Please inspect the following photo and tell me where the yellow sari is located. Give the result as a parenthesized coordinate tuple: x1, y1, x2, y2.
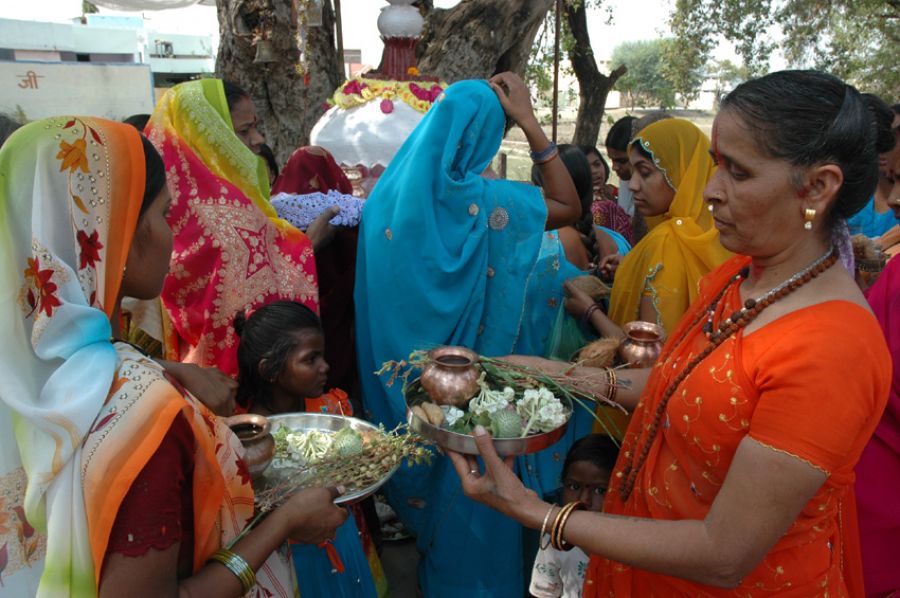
(608, 119, 731, 334)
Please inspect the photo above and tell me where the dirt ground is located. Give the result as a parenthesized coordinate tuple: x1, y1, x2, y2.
(381, 537, 420, 597)
(496, 107, 716, 183)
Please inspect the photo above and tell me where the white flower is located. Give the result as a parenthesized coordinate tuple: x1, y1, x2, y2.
(470, 385, 515, 416)
(444, 406, 465, 427)
(516, 387, 567, 433)
(470, 389, 510, 415)
(534, 400, 568, 432)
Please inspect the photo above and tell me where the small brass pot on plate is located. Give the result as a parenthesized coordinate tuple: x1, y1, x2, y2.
(419, 346, 481, 407)
(223, 413, 275, 479)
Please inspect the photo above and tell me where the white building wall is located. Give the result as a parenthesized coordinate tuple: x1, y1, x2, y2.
(0, 18, 213, 76)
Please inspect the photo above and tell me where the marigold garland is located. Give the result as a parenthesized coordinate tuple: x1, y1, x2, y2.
(329, 77, 448, 114)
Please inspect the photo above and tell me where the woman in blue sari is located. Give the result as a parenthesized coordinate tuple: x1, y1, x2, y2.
(355, 72, 585, 596)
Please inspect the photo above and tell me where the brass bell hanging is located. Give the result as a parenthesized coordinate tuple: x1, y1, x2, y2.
(254, 39, 277, 64)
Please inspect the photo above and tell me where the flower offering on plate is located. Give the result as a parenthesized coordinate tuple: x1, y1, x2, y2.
(380, 347, 620, 456)
(256, 413, 430, 506)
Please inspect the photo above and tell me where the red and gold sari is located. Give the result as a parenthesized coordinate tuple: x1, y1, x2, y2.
(146, 79, 318, 376)
(586, 255, 891, 597)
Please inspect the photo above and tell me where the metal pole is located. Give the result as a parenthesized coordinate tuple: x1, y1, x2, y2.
(334, 0, 345, 77)
(552, 0, 561, 143)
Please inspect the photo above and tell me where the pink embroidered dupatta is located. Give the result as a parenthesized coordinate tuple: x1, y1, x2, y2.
(146, 80, 318, 376)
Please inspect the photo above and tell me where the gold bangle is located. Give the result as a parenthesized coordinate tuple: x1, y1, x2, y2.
(553, 501, 586, 551)
(550, 501, 578, 550)
(539, 504, 557, 550)
(208, 548, 256, 594)
(606, 367, 618, 406)
(550, 502, 575, 550)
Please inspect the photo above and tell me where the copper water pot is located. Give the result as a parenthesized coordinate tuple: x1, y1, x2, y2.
(419, 346, 481, 407)
(223, 413, 275, 479)
(618, 321, 666, 368)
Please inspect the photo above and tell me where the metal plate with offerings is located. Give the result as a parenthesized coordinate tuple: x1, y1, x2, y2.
(243, 412, 426, 506)
(388, 346, 583, 457)
(405, 378, 572, 456)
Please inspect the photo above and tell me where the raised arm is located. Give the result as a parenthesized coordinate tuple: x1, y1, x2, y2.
(488, 72, 580, 230)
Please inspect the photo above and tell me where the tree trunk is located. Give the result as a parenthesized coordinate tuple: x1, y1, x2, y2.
(417, 0, 554, 81)
(216, 0, 343, 166)
(216, 0, 554, 163)
(564, 0, 626, 147)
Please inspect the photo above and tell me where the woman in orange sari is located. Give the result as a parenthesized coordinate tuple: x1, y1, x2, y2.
(447, 70, 891, 597)
(145, 79, 320, 377)
(0, 117, 346, 597)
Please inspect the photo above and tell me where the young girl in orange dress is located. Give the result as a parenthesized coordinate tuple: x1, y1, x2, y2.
(234, 300, 387, 597)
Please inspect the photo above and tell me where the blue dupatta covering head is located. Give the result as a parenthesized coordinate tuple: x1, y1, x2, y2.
(356, 80, 576, 597)
(356, 79, 549, 431)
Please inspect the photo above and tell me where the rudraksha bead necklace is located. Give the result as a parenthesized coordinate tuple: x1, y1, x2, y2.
(617, 246, 839, 501)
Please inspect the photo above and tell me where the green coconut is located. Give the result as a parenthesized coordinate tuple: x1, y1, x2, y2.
(333, 427, 364, 457)
(490, 409, 524, 438)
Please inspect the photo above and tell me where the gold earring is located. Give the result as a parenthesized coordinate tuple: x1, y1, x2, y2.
(803, 208, 816, 231)
(707, 204, 714, 212)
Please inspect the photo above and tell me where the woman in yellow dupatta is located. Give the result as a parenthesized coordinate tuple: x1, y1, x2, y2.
(0, 117, 345, 597)
(145, 79, 319, 377)
(571, 119, 731, 340)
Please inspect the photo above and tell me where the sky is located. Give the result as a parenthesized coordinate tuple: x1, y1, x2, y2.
(0, 0, 742, 66)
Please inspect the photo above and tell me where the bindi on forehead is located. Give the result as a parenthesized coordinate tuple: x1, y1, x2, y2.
(712, 119, 723, 165)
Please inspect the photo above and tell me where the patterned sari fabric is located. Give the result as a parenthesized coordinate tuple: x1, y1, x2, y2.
(0, 117, 142, 596)
(0, 117, 293, 596)
(585, 255, 891, 597)
(607, 119, 732, 335)
(146, 79, 318, 376)
(591, 197, 633, 244)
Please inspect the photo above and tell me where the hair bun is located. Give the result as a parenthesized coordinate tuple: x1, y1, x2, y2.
(233, 311, 247, 337)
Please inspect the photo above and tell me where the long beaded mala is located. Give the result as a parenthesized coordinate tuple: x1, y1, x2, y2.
(617, 246, 839, 501)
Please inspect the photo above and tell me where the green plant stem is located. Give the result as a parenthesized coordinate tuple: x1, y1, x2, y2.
(520, 411, 538, 438)
(226, 509, 268, 550)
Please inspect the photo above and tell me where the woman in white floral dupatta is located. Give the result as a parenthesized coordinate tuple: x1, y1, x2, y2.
(0, 117, 345, 597)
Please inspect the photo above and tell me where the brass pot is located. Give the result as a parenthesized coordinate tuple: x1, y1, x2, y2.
(618, 321, 666, 368)
(419, 346, 481, 407)
(224, 413, 275, 479)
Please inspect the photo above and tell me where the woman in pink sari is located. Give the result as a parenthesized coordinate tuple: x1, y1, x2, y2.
(857, 243, 900, 597)
(146, 79, 319, 376)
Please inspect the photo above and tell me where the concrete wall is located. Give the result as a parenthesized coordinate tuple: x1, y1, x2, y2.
(0, 61, 155, 121)
(0, 18, 214, 78)
(0, 18, 140, 56)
